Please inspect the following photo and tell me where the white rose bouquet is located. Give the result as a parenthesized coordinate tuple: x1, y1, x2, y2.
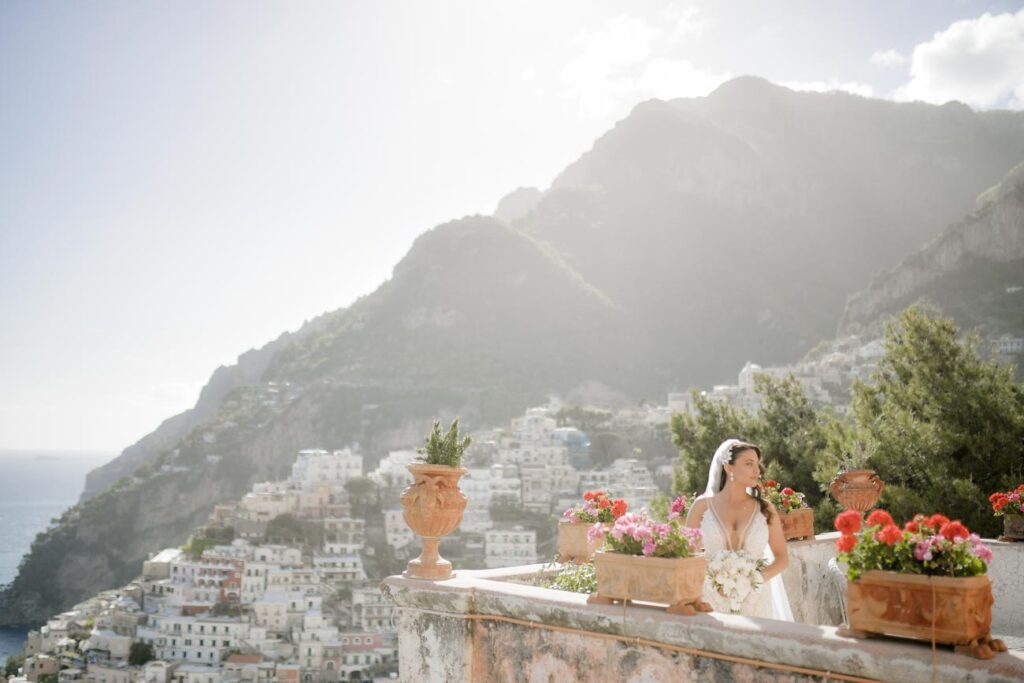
(705, 550, 767, 613)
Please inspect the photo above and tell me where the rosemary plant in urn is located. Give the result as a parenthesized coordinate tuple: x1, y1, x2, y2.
(400, 418, 470, 579)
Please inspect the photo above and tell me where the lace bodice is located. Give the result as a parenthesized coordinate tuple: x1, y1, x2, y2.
(699, 497, 770, 558)
(697, 496, 777, 618)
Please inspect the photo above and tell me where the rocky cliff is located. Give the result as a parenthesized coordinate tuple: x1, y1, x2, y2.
(840, 162, 1024, 335)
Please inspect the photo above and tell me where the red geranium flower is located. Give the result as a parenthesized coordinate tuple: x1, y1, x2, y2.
(764, 480, 778, 488)
(904, 520, 919, 533)
(835, 510, 862, 535)
(836, 534, 857, 553)
(597, 498, 611, 509)
(611, 499, 627, 518)
(928, 514, 950, 529)
(582, 490, 596, 501)
(875, 524, 903, 545)
(940, 520, 969, 541)
(866, 509, 895, 527)
(782, 487, 795, 496)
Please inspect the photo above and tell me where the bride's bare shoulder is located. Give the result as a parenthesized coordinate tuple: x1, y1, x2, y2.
(687, 495, 710, 519)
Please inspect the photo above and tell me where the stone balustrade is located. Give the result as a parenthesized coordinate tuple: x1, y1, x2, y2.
(382, 534, 1024, 682)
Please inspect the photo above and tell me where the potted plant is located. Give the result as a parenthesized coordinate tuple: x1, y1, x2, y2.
(834, 509, 1007, 658)
(829, 440, 884, 515)
(586, 502, 710, 615)
(559, 490, 628, 562)
(989, 484, 1024, 541)
(400, 418, 470, 580)
(761, 480, 814, 540)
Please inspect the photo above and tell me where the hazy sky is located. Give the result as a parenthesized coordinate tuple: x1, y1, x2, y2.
(2, 1, 1023, 452)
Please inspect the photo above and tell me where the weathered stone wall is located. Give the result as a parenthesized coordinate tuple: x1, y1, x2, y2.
(783, 534, 1024, 636)
(989, 541, 1024, 636)
(781, 533, 846, 626)
(383, 555, 1024, 683)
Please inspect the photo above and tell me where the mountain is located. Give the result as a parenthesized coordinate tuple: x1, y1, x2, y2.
(4, 77, 1024, 626)
(80, 320, 330, 501)
(839, 162, 1024, 337)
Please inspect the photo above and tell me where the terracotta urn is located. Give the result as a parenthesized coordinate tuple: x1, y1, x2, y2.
(586, 551, 711, 615)
(841, 571, 1006, 658)
(400, 463, 468, 580)
(558, 521, 603, 563)
(830, 469, 884, 515)
(779, 508, 815, 541)
(1004, 514, 1024, 541)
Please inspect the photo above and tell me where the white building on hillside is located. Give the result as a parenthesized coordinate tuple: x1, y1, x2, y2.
(485, 527, 538, 568)
(290, 448, 363, 488)
(383, 509, 414, 550)
(460, 469, 493, 534)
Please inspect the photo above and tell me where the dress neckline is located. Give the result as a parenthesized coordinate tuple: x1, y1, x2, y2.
(708, 497, 759, 551)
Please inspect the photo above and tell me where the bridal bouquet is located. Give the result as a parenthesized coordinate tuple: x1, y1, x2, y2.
(705, 550, 767, 613)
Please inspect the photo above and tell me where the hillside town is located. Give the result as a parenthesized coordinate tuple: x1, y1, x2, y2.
(6, 330, 1021, 683)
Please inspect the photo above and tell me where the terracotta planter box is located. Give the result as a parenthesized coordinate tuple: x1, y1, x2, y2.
(586, 550, 711, 615)
(779, 508, 814, 541)
(558, 521, 602, 563)
(1003, 514, 1024, 541)
(843, 570, 1006, 658)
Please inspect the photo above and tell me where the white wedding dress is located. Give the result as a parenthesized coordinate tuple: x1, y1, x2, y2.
(698, 498, 794, 621)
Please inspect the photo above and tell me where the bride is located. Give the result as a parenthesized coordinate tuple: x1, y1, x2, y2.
(684, 438, 794, 621)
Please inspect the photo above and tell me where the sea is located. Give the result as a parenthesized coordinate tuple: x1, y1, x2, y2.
(0, 449, 113, 667)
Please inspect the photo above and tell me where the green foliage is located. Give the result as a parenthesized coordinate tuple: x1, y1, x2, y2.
(418, 418, 471, 468)
(841, 305, 1024, 536)
(554, 406, 611, 431)
(749, 374, 832, 506)
(671, 393, 756, 494)
(546, 561, 597, 594)
(39, 673, 58, 683)
(5, 654, 24, 677)
(647, 492, 670, 521)
(129, 641, 155, 666)
(182, 526, 234, 558)
(671, 305, 1024, 538)
(344, 476, 379, 508)
(264, 514, 322, 546)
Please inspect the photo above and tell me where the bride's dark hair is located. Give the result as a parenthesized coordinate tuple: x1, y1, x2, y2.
(717, 441, 773, 521)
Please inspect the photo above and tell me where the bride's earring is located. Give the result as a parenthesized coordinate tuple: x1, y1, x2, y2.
(729, 471, 735, 482)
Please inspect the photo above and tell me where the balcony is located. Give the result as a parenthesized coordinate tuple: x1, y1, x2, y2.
(382, 535, 1024, 682)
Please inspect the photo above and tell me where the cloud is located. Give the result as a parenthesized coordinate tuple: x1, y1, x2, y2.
(870, 49, 909, 68)
(895, 9, 1024, 109)
(779, 79, 875, 98)
(561, 13, 729, 120)
(664, 4, 713, 43)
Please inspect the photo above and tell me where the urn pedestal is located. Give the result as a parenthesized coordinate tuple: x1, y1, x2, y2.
(400, 463, 467, 580)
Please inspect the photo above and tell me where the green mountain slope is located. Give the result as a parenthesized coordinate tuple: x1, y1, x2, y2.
(840, 162, 1024, 339)
(4, 78, 1024, 626)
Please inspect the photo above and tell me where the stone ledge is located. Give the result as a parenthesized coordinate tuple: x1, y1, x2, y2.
(383, 566, 1024, 683)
